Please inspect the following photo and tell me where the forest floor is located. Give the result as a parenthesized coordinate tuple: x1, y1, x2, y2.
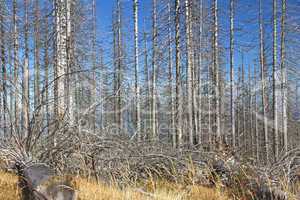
(0, 170, 232, 200)
(0, 170, 299, 200)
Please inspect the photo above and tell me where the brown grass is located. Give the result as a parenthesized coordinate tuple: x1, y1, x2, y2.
(1, 171, 274, 200)
(0, 171, 21, 200)
(1, 170, 298, 200)
(71, 178, 231, 200)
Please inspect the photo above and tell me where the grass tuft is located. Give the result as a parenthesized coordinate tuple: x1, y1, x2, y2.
(0, 171, 21, 200)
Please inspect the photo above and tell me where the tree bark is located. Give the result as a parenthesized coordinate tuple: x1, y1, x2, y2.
(44, 13, 50, 135)
(175, 0, 182, 148)
(272, 0, 279, 161)
(92, 0, 97, 132)
(254, 64, 259, 162)
(280, 0, 288, 154)
(197, 0, 203, 145)
(13, 0, 20, 135)
(23, 0, 30, 149)
(230, 0, 236, 148)
(185, 0, 194, 146)
(167, 2, 175, 144)
(55, 0, 68, 119)
(34, 0, 40, 110)
(213, 0, 221, 140)
(133, 0, 141, 140)
(0, 4, 7, 135)
(259, 0, 269, 164)
(151, 0, 158, 140)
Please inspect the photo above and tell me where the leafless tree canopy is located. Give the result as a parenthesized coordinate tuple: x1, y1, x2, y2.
(0, 0, 299, 199)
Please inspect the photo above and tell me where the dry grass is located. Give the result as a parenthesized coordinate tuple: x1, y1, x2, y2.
(0, 170, 231, 200)
(0, 171, 21, 200)
(5, 170, 300, 200)
(71, 178, 231, 200)
(0, 171, 230, 200)
(0, 170, 298, 200)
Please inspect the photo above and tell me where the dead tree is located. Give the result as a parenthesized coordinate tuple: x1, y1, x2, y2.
(133, 0, 141, 140)
(259, 0, 269, 164)
(175, 0, 182, 148)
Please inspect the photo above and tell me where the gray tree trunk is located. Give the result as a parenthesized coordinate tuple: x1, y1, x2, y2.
(151, 0, 158, 140)
(273, 0, 279, 161)
(230, 0, 236, 148)
(280, 0, 288, 154)
(213, 0, 221, 140)
(185, 0, 194, 146)
(13, 0, 20, 135)
(23, 0, 30, 149)
(175, 0, 182, 148)
(34, 0, 40, 110)
(133, 0, 141, 140)
(259, 0, 269, 164)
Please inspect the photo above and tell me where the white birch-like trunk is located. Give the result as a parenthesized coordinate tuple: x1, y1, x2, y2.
(151, 0, 157, 140)
(167, 2, 175, 144)
(133, 0, 141, 140)
(34, 0, 40, 110)
(185, 0, 194, 146)
(13, 0, 20, 134)
(23, 0, 30, 147)
(197, 0, 203, 145)
(259, 0, 269, 164)
(230, 0, 236, 148)
(281, 0, 288, 154)
(175, 0, 182, 147)
(55, 0, 68, 119)
(213, 0, 221, 140)
(273, 0, 279, 161)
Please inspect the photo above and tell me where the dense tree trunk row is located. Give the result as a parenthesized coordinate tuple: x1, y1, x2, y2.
(0, 0, 298, 165)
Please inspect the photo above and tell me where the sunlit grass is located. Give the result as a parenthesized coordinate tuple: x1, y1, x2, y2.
(71, 177, 231, 200)
(0, 171, 21, 200)
(0, 171, 231, 200)
(0, 170, 297, 200)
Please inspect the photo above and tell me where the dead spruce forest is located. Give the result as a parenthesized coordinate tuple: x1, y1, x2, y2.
(0, 0, 299, 199)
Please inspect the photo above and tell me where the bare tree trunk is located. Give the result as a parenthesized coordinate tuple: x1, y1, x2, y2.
(117, 0, 122, 129)
(249, 65, 254, 158)
(185, 0, 194, 146)
(0, 5, 7, 135)
(66, 0, 74, 124)
(230, 0, 236, 148)
(143, 30, 151, 138)
(167, 2, 175, 144)
(91, 0, 97, 132)
(99, 48, 105, 129)
(55, 0, 68, 119)
(197, 0, 203, 145)
(213, 0, 221, 140)
(272, 0, 279, 161)
(113, 14, 117, 126)
(151, 0, 158, 140)
(254, 64, 259, 162)
(13, 0, 20, 134)
(280, 0, 288, 154)
(175, 0, 182, 148)
(23, 0, 30, 148)
(34, 0, 40, 110)
(236, 65, 241, 149)
(44, 14, 50, 135)
(8, 44, 13, 135)
(242, 55, 246, 151)
(133, 0, 141, 140)
(208, 60, 212, 148)
(259, 0, 269, 164)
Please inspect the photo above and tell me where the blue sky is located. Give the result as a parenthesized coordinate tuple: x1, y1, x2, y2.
(95, 0, 261, 79)
(94, 0, 299, 82)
